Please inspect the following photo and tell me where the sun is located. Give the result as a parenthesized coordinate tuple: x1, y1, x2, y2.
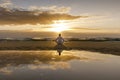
(50, 20, 68, 33)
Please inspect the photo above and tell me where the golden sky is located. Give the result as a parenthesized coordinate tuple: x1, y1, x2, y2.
(0, 0, 120, 37)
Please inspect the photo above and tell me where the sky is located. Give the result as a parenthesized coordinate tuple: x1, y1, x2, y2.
(0, 0, 120, 38)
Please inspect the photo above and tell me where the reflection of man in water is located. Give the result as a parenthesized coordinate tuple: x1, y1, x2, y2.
(57, 49, 63, 56)
(55, 34, 64, 45)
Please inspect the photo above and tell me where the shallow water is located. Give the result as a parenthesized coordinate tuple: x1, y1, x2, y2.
(0, 50, 120, 80)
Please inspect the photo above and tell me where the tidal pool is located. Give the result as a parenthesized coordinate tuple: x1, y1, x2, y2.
(0, 50, 120, 80)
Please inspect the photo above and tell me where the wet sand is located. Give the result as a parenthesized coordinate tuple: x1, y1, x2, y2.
(0, 41, 120, 55)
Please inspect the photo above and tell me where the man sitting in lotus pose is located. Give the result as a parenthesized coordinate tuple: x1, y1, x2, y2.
(55, 34, 64, 45)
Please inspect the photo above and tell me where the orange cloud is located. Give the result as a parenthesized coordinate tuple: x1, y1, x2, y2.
(0, 6, 88, 25)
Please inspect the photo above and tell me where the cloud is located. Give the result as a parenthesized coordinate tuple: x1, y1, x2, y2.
(0, 6, 88, 25)
(0, 0, 13, 8)
(29, 6, 71, 14)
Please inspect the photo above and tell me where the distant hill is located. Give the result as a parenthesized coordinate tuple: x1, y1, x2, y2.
(0, 37, 120, 41)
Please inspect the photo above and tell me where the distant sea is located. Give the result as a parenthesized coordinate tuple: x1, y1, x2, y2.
(0, 30, 120, 39)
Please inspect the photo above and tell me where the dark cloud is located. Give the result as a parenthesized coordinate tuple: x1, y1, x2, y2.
(0, 6, 88, 25)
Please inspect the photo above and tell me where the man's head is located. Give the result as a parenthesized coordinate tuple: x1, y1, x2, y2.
(59, 34, 61, 36)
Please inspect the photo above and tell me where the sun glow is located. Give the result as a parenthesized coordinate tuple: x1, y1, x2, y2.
(50, 20, 68, 32)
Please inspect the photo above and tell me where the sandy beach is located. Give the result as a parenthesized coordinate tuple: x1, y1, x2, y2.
(0, 41, 120, 55)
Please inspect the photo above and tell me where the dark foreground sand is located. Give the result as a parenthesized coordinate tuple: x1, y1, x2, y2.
(0, 41, 120, 55)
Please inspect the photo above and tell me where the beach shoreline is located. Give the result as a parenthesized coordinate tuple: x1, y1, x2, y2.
(0, 41, 120, 55)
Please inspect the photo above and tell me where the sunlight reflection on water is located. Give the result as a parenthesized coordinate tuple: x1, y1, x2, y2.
(0, 50, 120, 80)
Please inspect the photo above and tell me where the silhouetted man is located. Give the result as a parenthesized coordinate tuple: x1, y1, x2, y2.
(55, 34, 64, 45)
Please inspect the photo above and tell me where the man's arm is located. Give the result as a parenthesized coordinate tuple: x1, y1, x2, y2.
(55, 37, 58, 42)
